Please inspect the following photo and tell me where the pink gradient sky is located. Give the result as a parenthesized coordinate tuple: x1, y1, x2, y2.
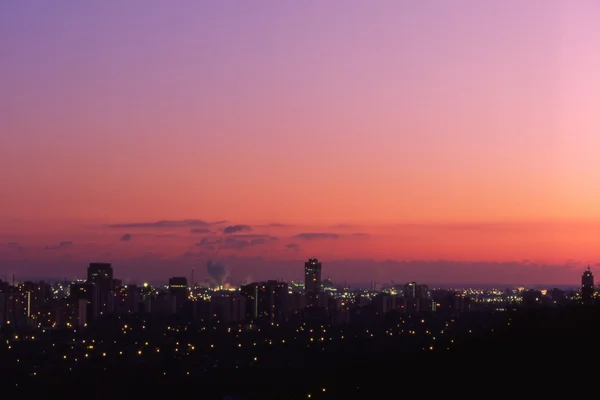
(1, 1, 600, 284)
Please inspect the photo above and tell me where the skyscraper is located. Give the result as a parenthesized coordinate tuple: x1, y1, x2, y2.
(581, 266, 594, 304)
(168, 276, 188, 313)
(87, 262, 114, 318)
(304, 258, 322, 308)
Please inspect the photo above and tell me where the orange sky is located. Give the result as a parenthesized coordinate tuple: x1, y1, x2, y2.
(1, 1, 600, 283)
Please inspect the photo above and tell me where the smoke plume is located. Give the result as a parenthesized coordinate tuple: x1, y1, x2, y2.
(206, 260, 229, 286)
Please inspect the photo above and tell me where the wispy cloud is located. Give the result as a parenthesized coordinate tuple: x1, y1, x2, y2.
(294, 233, 339, 240)
(44, 241, 73, 250)
(223, 225, 252, 234)
(120, 233, 133, 241)
(256, 223, 291, 228)
(108, 219, 217, 229)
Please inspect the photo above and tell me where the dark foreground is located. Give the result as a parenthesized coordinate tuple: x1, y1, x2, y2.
(2, 307, 598, 399)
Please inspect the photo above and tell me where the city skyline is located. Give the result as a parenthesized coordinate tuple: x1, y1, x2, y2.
(2, 1, 600, 283)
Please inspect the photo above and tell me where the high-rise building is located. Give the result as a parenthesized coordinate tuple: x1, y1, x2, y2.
(581, 266, 594, 304)
(241, 280, 291, 322)
(87, 263, 114, 318)
(69, 282, 95, 327)
(304, 258, 322, 308)
(403, 282, 431, 312)
(169, 277, 188, 313)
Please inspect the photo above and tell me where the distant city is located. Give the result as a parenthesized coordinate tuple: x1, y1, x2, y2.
(2, 258, 599, 397)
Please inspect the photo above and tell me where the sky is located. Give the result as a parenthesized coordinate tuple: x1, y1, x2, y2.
(1, 1, 600, 285)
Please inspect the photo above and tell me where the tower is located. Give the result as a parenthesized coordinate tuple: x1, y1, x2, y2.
(304, 258, 322, 308)
(581, 266, 594, 305)
(87, 262, 114, 318)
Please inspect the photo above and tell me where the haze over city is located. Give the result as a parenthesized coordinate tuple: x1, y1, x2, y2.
(2, 1, 600, 284)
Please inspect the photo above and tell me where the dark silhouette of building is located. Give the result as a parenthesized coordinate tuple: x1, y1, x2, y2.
(210, 292, 246, 323)
(69, 282, 95, 327)
(169, 277, 188, 312)
(304, 258, 322, 308)
(581, 266, 594, 304)
(114, 285, 140, 315)
(87, 263, 114, 318)
(240, 280, 291, 322)
(403, 282, 431, 312)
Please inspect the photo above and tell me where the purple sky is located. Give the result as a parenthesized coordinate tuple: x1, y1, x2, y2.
(1, 1, 600, 285)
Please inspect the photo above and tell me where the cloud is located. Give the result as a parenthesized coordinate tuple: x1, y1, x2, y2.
(197, 237, 221, 246)
(7, 242, 23, 250)
(329, 224, 358, 229)
(285, 243, 301, 252)
(222, 237, 251, 249)
(44, 241, 73, 250)
(223, 225, 252, 234)
(190, 228, 211, 234)
(108, 219, 213, 229)
(256, 223, 290, 228)
(294, 233, 340, 240)
(229, 234, 278, 241)
(351, 233, 371, 237)
(120, 233, 133, 241)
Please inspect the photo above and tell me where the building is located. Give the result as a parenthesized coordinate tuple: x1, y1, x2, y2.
(114, 285, 140, 315)
(403, 282, 432, 313)
(241, 280, 291, 322)
(69, 282, 95, 326)
(304, 258, 322, 308)
(211, 292, 246, 323)
(87, 263, 114, 318)
(581, 266, 594, 305)
(168, 277, 188, 313)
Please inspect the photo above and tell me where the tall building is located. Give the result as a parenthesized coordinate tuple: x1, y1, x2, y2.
(87, 263, 114, 318)
(69, 282, 95, 327)
(581, 266, 594, 304)
(403, 282, 431, 312)
(240, 280, 291, 322)
(304, 258, 322, 308)
(169, 277, 188, 313)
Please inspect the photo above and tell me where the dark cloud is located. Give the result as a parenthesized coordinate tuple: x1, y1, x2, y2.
(223, 225, 252, 234)
(294, 233, 340, 240)
(222, 237, 251, 249)
(7, 242, 23, 250)
(108, 219, 213, 229)
(220, 236, 275, 250)
(229, 234, 278, 241)
(197, 237, 221, 246)
(190, 228, 211, 234)
(120, 234, 133, 242)
(285, 243, 301, 251)
(44, 241, 73, 250)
